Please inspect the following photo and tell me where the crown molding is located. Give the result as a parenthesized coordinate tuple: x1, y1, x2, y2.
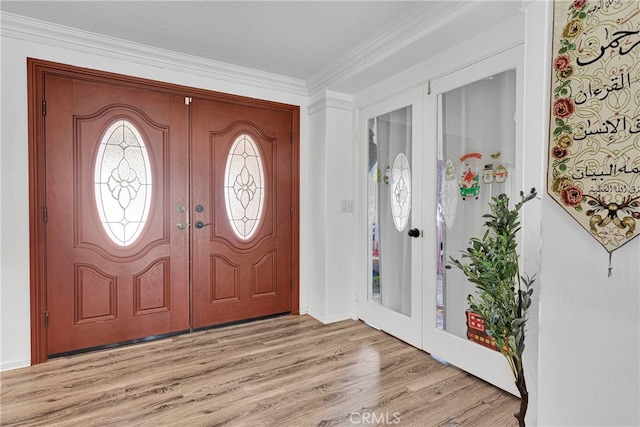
(308, 90, 353, 115)
(0, 12, 308, 98)
(306, 1, 476, 96)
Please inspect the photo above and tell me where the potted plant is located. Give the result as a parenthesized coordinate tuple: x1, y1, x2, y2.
(449, 188, 537, 427)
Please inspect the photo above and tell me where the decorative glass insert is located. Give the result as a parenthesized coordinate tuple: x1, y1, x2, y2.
(224, 134, 265, 240)
(94, 120, 152, 247)
(390, 153, 411, 231)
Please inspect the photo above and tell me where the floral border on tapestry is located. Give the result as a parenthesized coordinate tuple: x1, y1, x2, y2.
(548, 0, 640, 253)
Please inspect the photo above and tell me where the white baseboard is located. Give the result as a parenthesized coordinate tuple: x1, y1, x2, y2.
(306, 309, 353, 325)
(0, 359, 30, 372)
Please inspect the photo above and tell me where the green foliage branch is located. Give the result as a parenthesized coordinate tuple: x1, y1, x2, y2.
(449, 188, 537, 427)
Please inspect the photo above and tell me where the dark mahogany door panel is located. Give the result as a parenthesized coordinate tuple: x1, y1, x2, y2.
(44, 75, 190, 355)
(190, 99, 294, 328)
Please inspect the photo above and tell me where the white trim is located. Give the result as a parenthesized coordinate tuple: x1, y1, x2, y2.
(353, 12, 526, 111)
(306, 309, 352, 325)
(1, 359, 30, 372)
(307, 1, 467, 95)
(0, 12, 308, 97)
(308, 91, 353, 115)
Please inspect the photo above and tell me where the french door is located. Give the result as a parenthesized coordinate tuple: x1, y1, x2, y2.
(422, 46, 524, 395)
(31, 60, 298, 359)
(358, 47, 525, 395)
(357, 89, 423, 348)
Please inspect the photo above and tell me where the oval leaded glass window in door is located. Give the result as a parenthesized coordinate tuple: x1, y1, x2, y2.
(94, 119, 153, 247)
(391, 153, 411, 232)
(224, 133, 265, 240)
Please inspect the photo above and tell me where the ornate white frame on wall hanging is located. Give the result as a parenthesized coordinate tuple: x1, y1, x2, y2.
(548, 0, 640, 272)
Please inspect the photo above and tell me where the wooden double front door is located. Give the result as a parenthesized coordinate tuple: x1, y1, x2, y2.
(30, 60, 299, 360)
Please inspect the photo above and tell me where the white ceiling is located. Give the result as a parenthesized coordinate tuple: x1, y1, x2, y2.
(1, 1, 523, 94)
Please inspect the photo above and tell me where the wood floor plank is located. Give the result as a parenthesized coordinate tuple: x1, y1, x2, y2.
(0, 315, 519, 426)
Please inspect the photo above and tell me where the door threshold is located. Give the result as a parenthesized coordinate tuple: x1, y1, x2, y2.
(47, 329, 191, 359)
(191, 312, 291, 333)
(48, 312, 293, 360)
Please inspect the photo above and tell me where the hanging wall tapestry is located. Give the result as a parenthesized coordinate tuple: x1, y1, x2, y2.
(549, 0, 640, 254)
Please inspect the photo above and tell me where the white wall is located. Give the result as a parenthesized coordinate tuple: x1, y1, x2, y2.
(306, 91, 356, 323)
(0, 21, 310, 370)
(526, 1, 640, 426)
(538, 203, 640, 427)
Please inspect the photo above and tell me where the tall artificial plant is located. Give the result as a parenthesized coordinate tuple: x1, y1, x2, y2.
(449, 188, 537, 427)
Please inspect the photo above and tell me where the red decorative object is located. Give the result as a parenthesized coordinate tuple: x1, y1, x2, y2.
(466, 310, 500, 352)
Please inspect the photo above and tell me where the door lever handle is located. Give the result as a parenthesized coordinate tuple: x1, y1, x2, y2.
(408, 228, 420, 238)
(194, 220, 211, 229)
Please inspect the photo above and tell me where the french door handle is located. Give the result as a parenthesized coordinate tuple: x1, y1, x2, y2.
(408, 228, 420, 238)
(194, 220, 211, 229)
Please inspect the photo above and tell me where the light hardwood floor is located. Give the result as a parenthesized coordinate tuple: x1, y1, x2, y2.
(1, 315, 519, 426)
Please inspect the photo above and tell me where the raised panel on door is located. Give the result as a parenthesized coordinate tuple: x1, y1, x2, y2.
(191, 99, 293, 328)
(44, 74, 190, 355)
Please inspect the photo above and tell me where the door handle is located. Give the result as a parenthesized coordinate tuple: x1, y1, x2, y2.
(194, 220, 211, 229)
(408, 228, 420, 238)
(176, 222, 187, 230)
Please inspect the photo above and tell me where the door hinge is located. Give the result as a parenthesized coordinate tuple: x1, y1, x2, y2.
(43, 206, 48, 222)
(290, 279, 293, 291)
(290, 206, 293, 217)
(44, 310, 49, 328)
(290, 132, 293, 144)
(42, 100, 46, 117)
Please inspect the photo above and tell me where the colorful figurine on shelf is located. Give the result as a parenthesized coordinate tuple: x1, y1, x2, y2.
(459, 152, 482, 200)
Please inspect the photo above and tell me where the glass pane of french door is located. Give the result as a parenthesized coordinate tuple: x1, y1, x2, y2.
(437, 69, 517, 340)
(369, 107, 412, 315)
(359, 89, 422, 348)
